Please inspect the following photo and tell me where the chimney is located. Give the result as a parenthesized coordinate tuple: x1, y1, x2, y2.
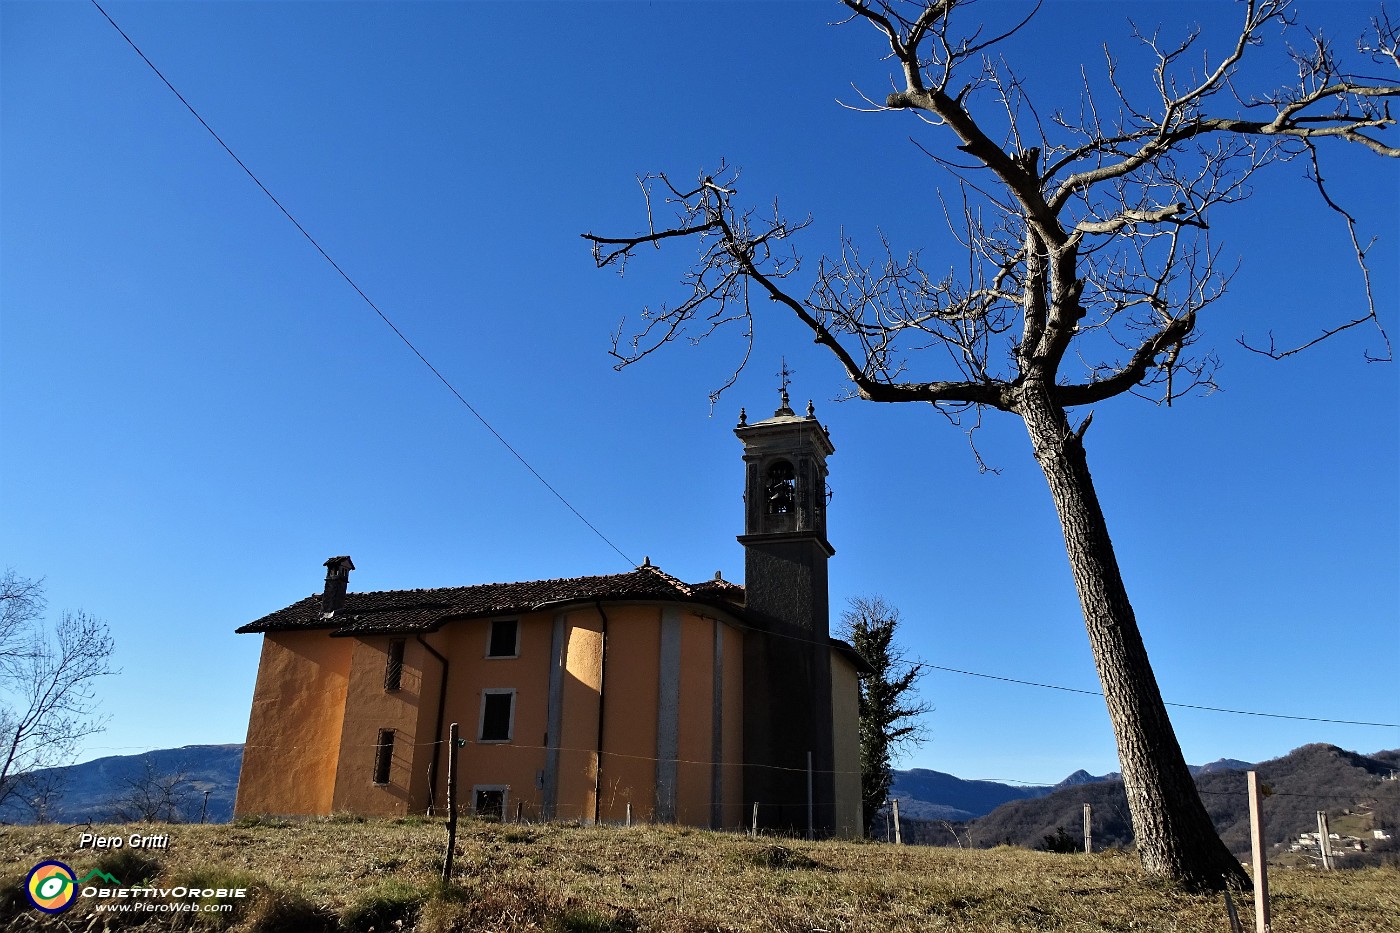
(322, 556, 354, 614)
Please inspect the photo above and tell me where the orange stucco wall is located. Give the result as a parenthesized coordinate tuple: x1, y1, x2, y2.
(593, 605, 659, 822)
(555, 609, 604, 821)
(234, 631, 351, 816)
(440, 613, 553, 820)
(721, 620, 744, 828)
(237, 601, 750, 828)
(330, 636, 433, 816)
(830, 650, 863, 838)
(673, 613, 715, 825)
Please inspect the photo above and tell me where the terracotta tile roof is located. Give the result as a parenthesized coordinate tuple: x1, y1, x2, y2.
(236, 564, 743, 637)
(688, 577, 745, 603)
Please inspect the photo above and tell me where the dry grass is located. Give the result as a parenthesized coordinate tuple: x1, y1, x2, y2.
(2, 818, 1396, 931)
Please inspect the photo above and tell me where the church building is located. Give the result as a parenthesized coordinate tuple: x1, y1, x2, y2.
(233, 392, 867, 836)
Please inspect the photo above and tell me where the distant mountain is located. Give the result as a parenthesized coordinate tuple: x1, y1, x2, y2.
(1211, 745, 1398, 856)
(965, 745, 1400, 861)
(0, 745, 243, 825)
(1054, 769, 1117, 788)
(887, 758, 1261, 826)
(889, 762, 1198, 822)
(888, 768, 1052, 821)
(1191, 758, 1253, 775)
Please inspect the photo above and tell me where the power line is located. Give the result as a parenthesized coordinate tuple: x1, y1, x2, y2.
(712, 603, 1399, 728)
(918, 663, 1400, 729)
(89, 0, 636, 569)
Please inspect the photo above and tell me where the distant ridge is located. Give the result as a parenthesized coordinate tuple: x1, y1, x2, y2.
(964, 744, 1400, 864)
(1192, 758, 1253, 775)
(888, 768, 1050, 821)
(0, 744, 243, 825)
(1054, 769, 1116, 788)
(889, 763, 1136, 821)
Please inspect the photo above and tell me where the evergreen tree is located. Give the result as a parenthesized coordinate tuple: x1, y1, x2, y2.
(842, 596, 928, 837)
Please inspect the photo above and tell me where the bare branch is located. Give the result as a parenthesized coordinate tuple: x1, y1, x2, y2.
(588, 1, 1394, 418)
(1238, 141, 1393, 361)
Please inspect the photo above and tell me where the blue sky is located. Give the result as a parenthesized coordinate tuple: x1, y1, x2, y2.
(2, 1, 1395, 787)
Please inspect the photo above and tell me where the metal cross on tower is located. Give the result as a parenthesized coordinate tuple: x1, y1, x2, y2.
(777, 357, 796, 398)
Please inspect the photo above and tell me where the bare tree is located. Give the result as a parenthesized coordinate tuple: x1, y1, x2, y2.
(111, 757, 193, 823)
(585, 1, 1397, 891)
(16, 768, 69, 824)
(0, 569, 44, 677)
(0, 572, 115, 814)
(841, 596, 929, 838)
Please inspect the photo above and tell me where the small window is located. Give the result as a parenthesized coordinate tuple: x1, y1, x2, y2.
(384, 639, 405, 691)
(766, 461, 796, 514)
(479, 690, 515, 742)
(473, 786, 507, 822)
(487, 619, 519, 658)
(373, 729, 394, 784)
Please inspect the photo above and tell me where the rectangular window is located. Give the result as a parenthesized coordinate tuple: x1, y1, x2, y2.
(487, 619, 519, 658)
(473, 786, 507, 822)
(373, 729, 394, 785)
(479, 690, 515, 742)
(384, 639, 405, 691)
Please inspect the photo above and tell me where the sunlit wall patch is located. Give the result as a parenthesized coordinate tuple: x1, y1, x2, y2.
(25, 861, 77, 914)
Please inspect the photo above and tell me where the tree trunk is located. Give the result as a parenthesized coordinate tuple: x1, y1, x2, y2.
(1018, 381, 1249, 892)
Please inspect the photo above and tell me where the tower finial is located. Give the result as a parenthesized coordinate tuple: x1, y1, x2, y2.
(777, 356, 796, 394)
(776, 357, 796, 415)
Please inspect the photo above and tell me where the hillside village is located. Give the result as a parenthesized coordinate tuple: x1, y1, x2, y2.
(1288, 826, 1393, 859)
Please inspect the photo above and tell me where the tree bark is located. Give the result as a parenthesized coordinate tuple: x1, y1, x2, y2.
(1017, 380, 1249, 891)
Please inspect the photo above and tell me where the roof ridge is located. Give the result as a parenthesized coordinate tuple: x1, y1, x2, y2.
(692, 576, 742, 587)
(635, 562, 694, 596)
(338, 568, 659, 600)
(238, 563, 739, 636)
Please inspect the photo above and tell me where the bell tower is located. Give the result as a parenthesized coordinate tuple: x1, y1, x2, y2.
(735, 389, 835, 632)
(735, 386, 837, 835)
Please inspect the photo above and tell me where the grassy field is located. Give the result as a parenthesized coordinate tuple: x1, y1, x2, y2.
(2, 818, 1396, 931)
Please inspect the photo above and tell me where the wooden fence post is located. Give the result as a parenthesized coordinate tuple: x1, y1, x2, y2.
(1247, 770, 1271, 933)
(1083, 803, 1092, 853)
(626, 802, 632, 827)
(441, 722, 460, 883)
(892, 798, 903, 845)
(1316, 811, 1333, 870)
(751, 801, 759, 837)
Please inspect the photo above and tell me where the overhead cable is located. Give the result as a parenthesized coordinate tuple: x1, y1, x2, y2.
(89, 0, 636, 569)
